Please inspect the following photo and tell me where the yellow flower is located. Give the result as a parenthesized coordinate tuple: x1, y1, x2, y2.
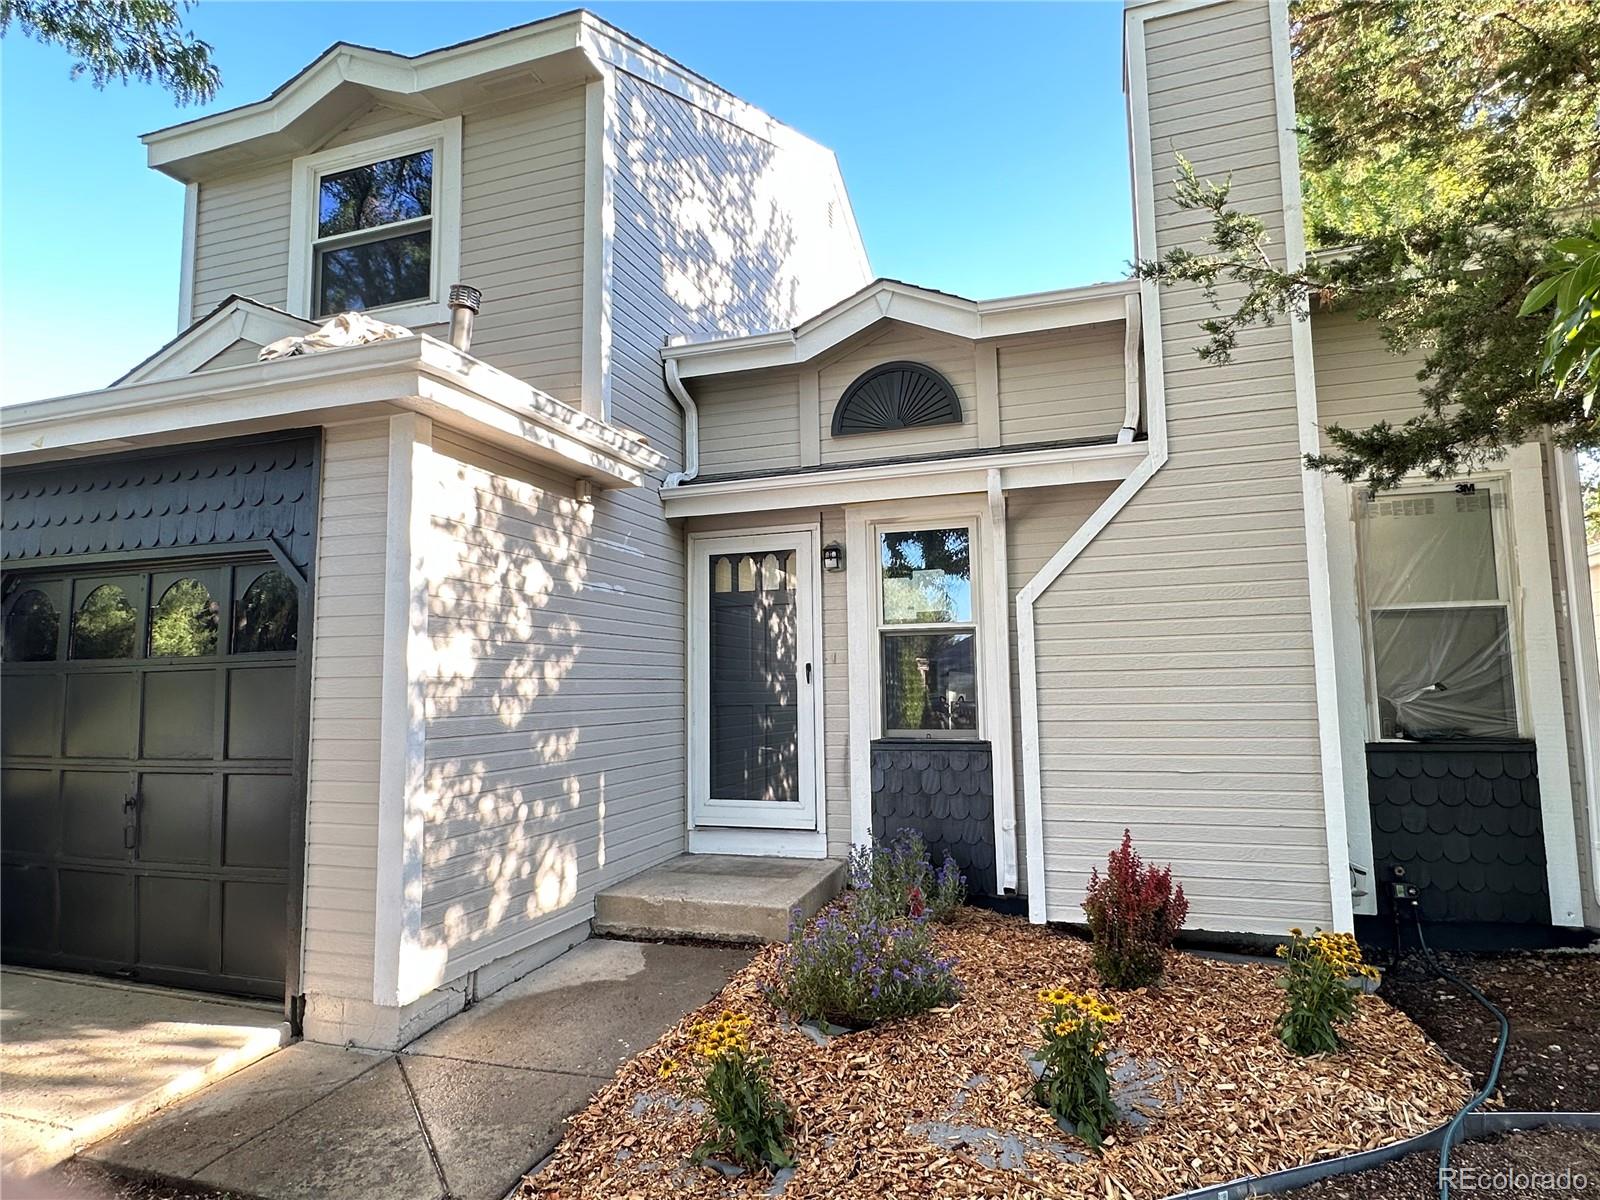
(658, 1058, 679, 1078)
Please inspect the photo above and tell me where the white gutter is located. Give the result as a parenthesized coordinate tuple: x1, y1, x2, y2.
(1552, 441, 1600, 913)
(663, 353, 699, 487)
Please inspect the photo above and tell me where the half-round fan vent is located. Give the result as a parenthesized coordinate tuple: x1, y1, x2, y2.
(830, 361, 962, 437)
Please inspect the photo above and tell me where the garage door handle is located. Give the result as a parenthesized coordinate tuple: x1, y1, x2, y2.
(123, 793, 140, 852)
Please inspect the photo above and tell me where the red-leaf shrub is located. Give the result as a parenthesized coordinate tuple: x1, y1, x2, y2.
(1082, 830, 1189, 989)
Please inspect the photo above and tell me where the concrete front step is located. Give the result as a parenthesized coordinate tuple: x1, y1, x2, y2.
(594, 854, 845, 943)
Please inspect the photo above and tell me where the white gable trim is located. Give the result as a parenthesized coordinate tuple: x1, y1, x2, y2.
(662, 279, 1138, 379)
(118, 299, 315, 386)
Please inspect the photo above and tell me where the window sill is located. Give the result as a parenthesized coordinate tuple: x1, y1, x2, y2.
(311, 297, 448, 330)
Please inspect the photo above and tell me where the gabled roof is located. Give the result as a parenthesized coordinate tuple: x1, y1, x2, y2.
(114, 296, 315, 387)
(141, 9, 839, 182)
(661, 276, 1141, 379)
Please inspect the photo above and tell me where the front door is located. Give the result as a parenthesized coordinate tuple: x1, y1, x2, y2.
(690, 531, 819, 832)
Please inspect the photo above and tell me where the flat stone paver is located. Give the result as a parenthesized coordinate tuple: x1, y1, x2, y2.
(0, 969, 287, 1177)
(77, 936, 751, 1200)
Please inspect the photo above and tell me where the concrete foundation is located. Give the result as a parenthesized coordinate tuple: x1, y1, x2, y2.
(593, 854, 845, 943)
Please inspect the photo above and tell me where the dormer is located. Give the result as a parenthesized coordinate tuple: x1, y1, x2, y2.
(139, 11, 871, 421)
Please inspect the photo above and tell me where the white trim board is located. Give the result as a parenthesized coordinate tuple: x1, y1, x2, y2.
(374, 412, 436, 1007)
(7, 334, 664, 486)
(286, 119, 463, 329)
(1269, 0, 1355, 933)
(177, 181, 198, 331)
(685, 525, 827, 854)
(1552, 445, 1600, 919)
(662, 278, 1139, 380)
(580, 75, 616, 422)
(119, 298, 314, 387)
(661, 441, 1146, 519)
(1506, 443, 1585, 926)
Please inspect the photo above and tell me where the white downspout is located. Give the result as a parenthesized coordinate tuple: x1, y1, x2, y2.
(662, 352, 699, 488)
(1117, 292, 1142, 444)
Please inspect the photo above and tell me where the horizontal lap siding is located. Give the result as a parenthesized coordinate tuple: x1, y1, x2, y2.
(1006, 483, 1120, 891)
(303, 420, 390, 1003)
(1310, 311, 1428, 447)
(195, 338, 265, 371)
(192, 162, 291, 314)
(1030, 2, 1331, 934)
(997, 325, 1127, 445)
(695, 370, 804, 475)
(186, 93, 585, 408)
(818, 323, 979, 464)
(419, 433, 686, 978)
(460, 90, 586, 407)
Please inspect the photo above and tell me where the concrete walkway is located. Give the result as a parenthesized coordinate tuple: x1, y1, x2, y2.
(73, 939, 750, 1200)
(0, 969, 289, 1180)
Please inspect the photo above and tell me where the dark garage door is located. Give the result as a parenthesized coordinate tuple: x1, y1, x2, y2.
(1, 559, 301, 999)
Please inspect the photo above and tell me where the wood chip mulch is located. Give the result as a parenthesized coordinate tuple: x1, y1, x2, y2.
(520, 909, 1472, 1200)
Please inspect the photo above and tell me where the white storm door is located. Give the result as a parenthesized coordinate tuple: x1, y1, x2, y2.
(689, 530, 820, 831)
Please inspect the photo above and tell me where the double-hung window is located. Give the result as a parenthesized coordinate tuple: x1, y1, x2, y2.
(288, 120, 461, 327)
(1358, 480, 1522, 741)
(877, 525, 979, 738)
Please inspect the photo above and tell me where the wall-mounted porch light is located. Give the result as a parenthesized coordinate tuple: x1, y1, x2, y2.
(822, 541, 845, 572)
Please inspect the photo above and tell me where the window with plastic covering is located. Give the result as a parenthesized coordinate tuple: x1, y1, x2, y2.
(1357, 481, 1522, 741)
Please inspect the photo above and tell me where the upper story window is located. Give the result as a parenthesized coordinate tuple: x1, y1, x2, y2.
(288, 119, 462, 328)
(315, 149, 434, 317)
(1358, 480, 1522, 741)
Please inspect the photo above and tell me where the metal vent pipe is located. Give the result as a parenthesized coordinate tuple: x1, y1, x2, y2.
(447, 284, 482, 352)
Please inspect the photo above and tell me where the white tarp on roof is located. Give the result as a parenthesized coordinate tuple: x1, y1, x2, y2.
(258, 312, 413, 362)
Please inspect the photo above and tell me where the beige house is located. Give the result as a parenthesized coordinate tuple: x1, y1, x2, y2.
(3, 1, 1596, 1050)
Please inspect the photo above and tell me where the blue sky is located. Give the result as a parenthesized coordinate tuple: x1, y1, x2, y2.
(0, 2, 1131, 405)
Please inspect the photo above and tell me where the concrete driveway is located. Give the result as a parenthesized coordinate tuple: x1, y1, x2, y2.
(0, 970, 288, 1180)
(62, 938, 750, 1200)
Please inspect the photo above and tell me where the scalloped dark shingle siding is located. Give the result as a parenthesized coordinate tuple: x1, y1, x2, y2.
(1366, 741, 1549, 924)
(2, 433, 319, 573)
(870, 739, 997, 896)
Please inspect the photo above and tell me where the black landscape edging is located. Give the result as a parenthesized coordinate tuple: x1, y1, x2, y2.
(1159, 1111, 1600, 1200)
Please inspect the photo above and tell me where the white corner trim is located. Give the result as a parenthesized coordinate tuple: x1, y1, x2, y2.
(798, 371, 821, 467)
(985, 469, 1019, 891)
(1552, 444, 1600, 916)
(1325, 478, 1377, 914)
(1118, 292, 1142, 442)
(177, 181, 198, 331)
(1013, 3, 1173, 925)
(580, 75, 616, 421)
(1269, 0, 1354, 933)
(975, 344, 1001, 448)
(844, 507, 874, 849)
(374, 413, 435, 1008)
(1507, 443, 1585, 926)
(286, 118, 462, 328)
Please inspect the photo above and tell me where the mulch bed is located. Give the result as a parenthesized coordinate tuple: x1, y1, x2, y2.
(520, 908, 1471, 1199)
